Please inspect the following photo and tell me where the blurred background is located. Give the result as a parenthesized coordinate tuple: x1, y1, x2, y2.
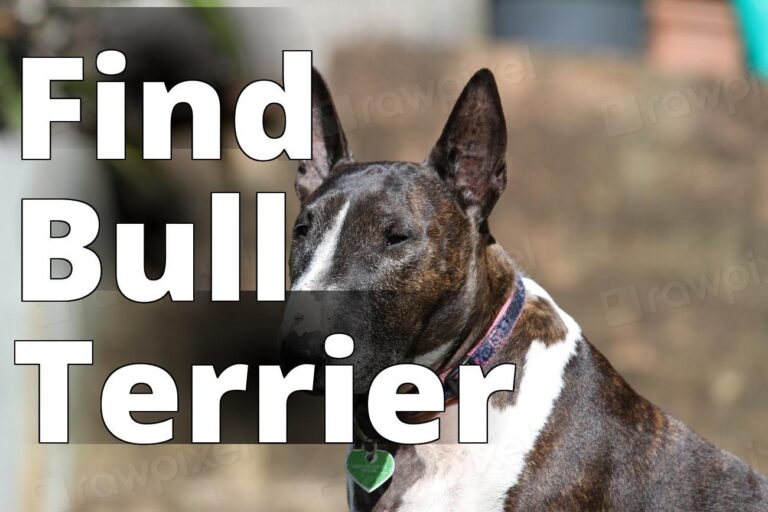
(2, 0, 768, 510)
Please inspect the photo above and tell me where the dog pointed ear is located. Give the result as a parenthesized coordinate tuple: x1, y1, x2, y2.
(296, 68, 353, 204)
(428, 69, 507, 221)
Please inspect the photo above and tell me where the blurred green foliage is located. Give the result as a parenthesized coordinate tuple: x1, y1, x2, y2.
(0, 42, 21, 129)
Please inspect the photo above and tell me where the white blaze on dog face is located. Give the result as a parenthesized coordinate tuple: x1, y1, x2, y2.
(290, 201, 350, 291)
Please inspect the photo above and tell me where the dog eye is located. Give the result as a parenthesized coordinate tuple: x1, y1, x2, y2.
(294, 223, 309, 238)
(386, 233, 410, 246)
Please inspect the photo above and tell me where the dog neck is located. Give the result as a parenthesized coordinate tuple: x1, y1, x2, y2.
(435, 241, 521, 373)
(351, 254, 585, 511)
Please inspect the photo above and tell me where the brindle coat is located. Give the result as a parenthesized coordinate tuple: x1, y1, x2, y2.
(280, 68, 768, 511)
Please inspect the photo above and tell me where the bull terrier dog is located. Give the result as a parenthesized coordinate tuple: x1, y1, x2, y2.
(279, 68, 768, 511)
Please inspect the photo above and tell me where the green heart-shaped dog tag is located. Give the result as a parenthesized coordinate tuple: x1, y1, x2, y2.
(346, 449, 395, 493)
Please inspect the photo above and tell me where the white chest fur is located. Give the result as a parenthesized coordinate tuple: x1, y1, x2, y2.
(394, 278, 582, 512)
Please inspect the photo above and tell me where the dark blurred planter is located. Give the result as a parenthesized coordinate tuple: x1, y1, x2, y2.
(492, 0, 645, 52)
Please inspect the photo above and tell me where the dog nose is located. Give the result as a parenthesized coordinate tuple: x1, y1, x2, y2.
(280, 291, 329, 339)
(278, 291, 336, 370)
(279, 332, 323, 369)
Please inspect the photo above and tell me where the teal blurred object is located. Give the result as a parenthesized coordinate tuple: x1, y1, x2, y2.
(733, 0, 768, 79)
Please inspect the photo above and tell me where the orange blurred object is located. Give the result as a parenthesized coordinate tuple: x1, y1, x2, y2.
(647, 0, 745, 76)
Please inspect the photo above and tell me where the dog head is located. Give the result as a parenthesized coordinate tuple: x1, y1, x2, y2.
(279, 68, 508, 392)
